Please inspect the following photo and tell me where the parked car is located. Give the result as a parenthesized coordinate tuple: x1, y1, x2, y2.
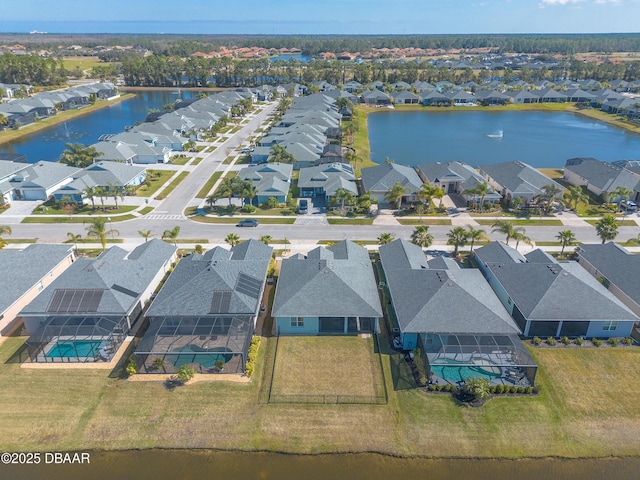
(298, 199, 308, 214)
(621, 200, 637, 211)
(236, 219, 259, 227)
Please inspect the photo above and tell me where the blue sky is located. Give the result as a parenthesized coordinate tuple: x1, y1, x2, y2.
(1, 0, 639, 34)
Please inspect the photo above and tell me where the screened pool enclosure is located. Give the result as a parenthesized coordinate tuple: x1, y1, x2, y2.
(420, 333, 537, 387)
(134, 315, 254, 374)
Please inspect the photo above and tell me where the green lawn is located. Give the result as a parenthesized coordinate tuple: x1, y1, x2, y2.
(585, 219, 637, 227)
(475, 219, 564, 226)
(327, 218, 374, 225)
(138, 206, 154, 216)
(169, 155, 191, 165)
(155, 172, 189, 200)
(21, 214, 137, 224)
(192, 157, 204, 165)
(136, 170, 177, 197)
(222, 156, 236, 165)
(33, 205, 136, 216)
(195, 171, 223, 199)
(397, 218, 452, 226)
(3, 238, 37, 244)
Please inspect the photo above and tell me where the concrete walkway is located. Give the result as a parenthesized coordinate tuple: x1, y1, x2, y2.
(372, 209, 400, 225)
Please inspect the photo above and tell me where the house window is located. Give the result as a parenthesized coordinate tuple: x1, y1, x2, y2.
(603, 321, 618, 331)
(290, 317, 304, 327)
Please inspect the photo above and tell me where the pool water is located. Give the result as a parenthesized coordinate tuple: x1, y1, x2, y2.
(431, 365, 502, 383)
(45, 340, 104, 359)
(168, 345, 232, 368)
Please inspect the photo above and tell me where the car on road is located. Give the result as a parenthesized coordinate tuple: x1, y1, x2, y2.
(236, 219, 259, 227)
(241, 147, 255, 153)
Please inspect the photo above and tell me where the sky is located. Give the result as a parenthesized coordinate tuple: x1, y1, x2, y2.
(0, 0, 639, 35)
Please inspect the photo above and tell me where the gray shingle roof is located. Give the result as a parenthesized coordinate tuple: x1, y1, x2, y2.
(272, 241, 382, 318)
(298, 163, 357, 197)
(480, 161, 562, 197)
(361, 163, 422, 193)
(20, 239, 176, 316)
(379, 240, 519, 335)
(0, 245, 73, 314)
(564, 157, 640, 193)
(146, 239, 272, 317)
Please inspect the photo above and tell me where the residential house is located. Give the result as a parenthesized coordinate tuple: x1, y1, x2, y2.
(0, 245, 74, 342)
(418, 161, 501, 205)
(9, 161, 80, 201)
(480, 161, 563, 204)
(361, 89, 392, 106)
(237, 162, 292, 204)
(135, 240, 272, 374)
(474, 242, 638, 338)
(298, 162, 357, 201)
(21, 240, 177, 363)
(360, 163, 423, 207)
(272, 241, 382, 335)
(392, 90, 420, 105)
(564, 157, 640, 202)
(575, 243, 640, 318)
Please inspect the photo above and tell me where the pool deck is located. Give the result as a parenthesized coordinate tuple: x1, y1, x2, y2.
(21, 337, 133, 370)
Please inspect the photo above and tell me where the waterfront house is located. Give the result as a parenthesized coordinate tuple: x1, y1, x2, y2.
(474, 242, 638, 338)
(272, 241, 382, 335)
(563, 157, 640, 202)
(135, 240, 272, 374)
(417, 161, 501, 204)
(392, 90, 420, 104)
(360, 163, 422, 207)
(297, 162, 357, 202)
(0, 245, 74, 342)
(21, 239, 177, 363)
(9, 161, 80, 201)
(480, 161, 563, 204)
(361, 89, 392, 106)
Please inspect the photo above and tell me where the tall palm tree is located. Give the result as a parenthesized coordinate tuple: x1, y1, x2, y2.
(59, 143, 101, 168)
(85, 217, 119, 251)
(206, 193, 219, 210)
(162, 226, 181, 246)
(433, 185, 445, 210)
(417, 183, 437, 213)
(491, 220, 517, 245)
(534, 183, 564, 215)
(384, 182, 407, 211)
(556, 229, 576, 256)
(611, 186, 633, 213)
(462, 185, 478, 210)
(595, 214, 618, 244)
(138, 229, 154, 242)
(377, 232, 395, 246)
(333, 188, 354, 215)
(94, 186, 107, 211)
(474, 182, 490, 212)
(565, 186, 588, 211)
(225, 233, 241, 246)
(108, 182, 124, 209)
(466, 225, 488, 254)
(410, 225, 433, 248)
(0, 224, 11, 249)
(67, 232, 82, 256)
(447, 226, 469, 255)
(512, 229, 532, 249)
(83, 186, 97, 210)
(259, 235, 272, 245)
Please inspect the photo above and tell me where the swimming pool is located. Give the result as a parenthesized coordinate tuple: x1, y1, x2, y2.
(167, 345, 233, 368)
(45, 340, 104, 359)
(430, 358, 502, 383)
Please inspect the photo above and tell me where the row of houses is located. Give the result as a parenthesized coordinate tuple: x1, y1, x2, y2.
(0, 158, 146, 204)
(0, 82, 117, 129)
(3, 238, 639, 385)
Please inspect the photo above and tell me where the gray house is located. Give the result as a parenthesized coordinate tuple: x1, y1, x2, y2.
(21, 240, 177, 363)
(298, 162, 357, 200)
(480, 161, 563, 204)
(135, 240, 272, 375)
(576, 243, 640, 318)
(9, 161, 80, 201)
(272, 241, 383, 335)
(418, 161, 501, 204)
(564, 157, 640, 202)
(237, 162, 292, 204)
(475, 242, 638, 339)
(379, 239, 536, 386)
(360, 163, 422, 207)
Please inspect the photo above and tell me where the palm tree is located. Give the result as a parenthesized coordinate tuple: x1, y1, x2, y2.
(138, 229, 154, 242)
(556, 229, 576, 256)
(384, 182, 407, 211)
(108, 183, 124, 209)
(67, 232, 82, 256)
(417, 183, 437, 213)
(85, 217, 119, 251)
(512, 229, 532, 249)
(474, 182, 490, 212)
(462, 184, 479, 210)
(595, 214, 618, 244)
(83, 186, 97, 210)
(162, 226, 181, 246)
(534, 183, 564, 215)
(491, 220, 518, 245)
(242, 183, 258, 207)
(377, 232, 395, 245)
(225, 233, 241, 246)
(333, 188, 354, 215)
(0, 224, 11, 249)
(259, 235, 272, 245)
(206, 193, 219, 210)
(447, 226, 469, 255)
(565, 186, 588, 211)
(59, 143, 101, 168)
(611, 186, 633, 214)
(411, 225, 433, 248)
(0, 113, 8, 130)
(95, 186, 107, 211)
(466, 225, 488, 254)
(432, 185, 445, 210)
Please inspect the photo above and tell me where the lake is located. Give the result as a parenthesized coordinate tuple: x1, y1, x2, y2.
(368, 110, 640, 168)
(4, 451, 639, 480)
(0, 90, 197, 163)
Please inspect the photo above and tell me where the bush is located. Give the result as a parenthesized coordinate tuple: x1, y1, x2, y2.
(435, 384, 443, 391)
(464, 377, 490, 401)
(428, 384, 437, 391)
(418, 374, 428, 387)
(517, 386, 526, 394)
(125, 354, 137, 376)
(546, 337, 556, 346)
(532, 336, 542, 346)
(624, 337, 633, 346)
(262, 196, 279, 209)
(561, 336, 570, 345)
(525, 386, 533, 394)
(245, 336, 260, 378)
(495, 384, 505, 394)
(608, 338, 618, 346)
(177, 365, 196, 383)
(489, 386, 497, 394)
(574, 337, 584, 346)
(592, 338, 602, 347)
(242, 204, 257, 213)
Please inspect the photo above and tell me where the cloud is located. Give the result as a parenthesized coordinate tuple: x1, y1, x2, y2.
(540, 0, 585, 5)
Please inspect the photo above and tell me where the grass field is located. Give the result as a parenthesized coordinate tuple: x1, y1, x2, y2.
(136, 170, 176, 197)
(475, 219, 564, 226)
(585, 219, 638, 227)
(195, 171, 223, 199)
(327, 218, 374, 225)
(397, 218, 452, 226)
(1, 333, 640, 456)
(155, 172, 189, 200)
(21, 214, 137, 224)
(271, 336, 382, 397)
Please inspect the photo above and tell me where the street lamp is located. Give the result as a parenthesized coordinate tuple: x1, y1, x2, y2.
(107, 217, 114, 239)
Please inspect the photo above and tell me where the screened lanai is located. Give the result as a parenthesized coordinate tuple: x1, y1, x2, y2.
(420, 333, 537, 387)
(134, 315, 254, 374)
(25, 315, 127, 363)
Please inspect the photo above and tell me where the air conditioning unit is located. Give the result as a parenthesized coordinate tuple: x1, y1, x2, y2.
(378, 281, 386, 287)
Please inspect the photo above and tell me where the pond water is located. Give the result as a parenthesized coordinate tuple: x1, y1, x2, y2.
(4, 450, 639, 480)
(0, 90, 197, 163)
(367, 110, 640, 168)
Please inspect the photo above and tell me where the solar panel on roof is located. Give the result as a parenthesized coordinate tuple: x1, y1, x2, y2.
(236, 273, 262, 299)
(47, 289, 104, 313)
(210, 290, 232, 314)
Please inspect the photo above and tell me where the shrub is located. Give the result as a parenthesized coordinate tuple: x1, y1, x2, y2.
(428, 384, 437, 392)
(464, 377, 491, 401)
(525, 386, 533, 394)
(592, 338, 602, 347)
(608, 338, 618, 346)
(435, 384, 443, 391)
(242, 204, 257, 213)
(532, 336, 542, 346)
(177, 365, 196, 383)
(517, 386, 526, 394)
(495, 384, 505, 394)
(125, 354, 137, 376)
(215, 359, 225, 370)
(561, 336, 571, 345)
(624, 337, 633, 346)
(262, 196, 279, 209)
(418, 374, 428, 387)
(574, 337, 584, 346)
(546, 337, 557, 346)
(489, 386, 497, 394)
(245, 336, 261, 378)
